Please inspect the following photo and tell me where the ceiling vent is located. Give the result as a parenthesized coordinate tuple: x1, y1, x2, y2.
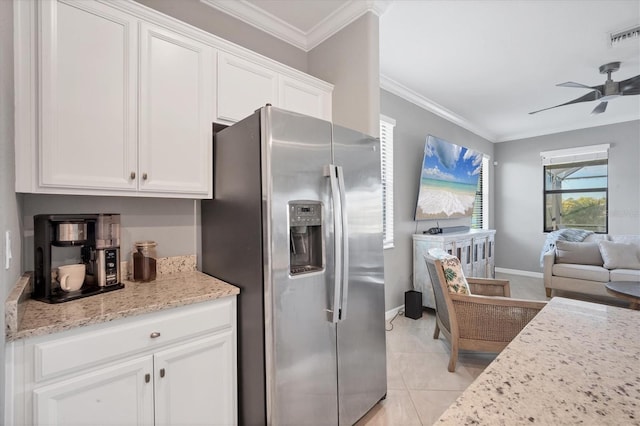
(609, 25, 640, 47)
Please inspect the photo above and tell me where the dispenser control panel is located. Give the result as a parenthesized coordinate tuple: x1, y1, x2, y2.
(290, 204, 322, 226)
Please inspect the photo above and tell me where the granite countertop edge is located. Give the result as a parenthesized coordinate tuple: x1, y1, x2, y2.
(6, 270, 239, 342)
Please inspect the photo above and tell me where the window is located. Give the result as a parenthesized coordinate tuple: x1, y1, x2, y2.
(541, 145, 609, 233)
(471, 155, 489, 230)
(380, 116, 395, 248)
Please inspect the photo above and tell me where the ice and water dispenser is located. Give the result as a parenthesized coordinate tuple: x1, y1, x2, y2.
(289, 201, 323, 275)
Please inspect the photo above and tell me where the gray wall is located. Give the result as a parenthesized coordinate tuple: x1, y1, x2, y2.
(380, 90, 495, 310)
(0, 0, 21, 414)
(309, 13, 380, 136)
(494, 120, 640, 273)
(134, 0, 308, 72)
(20, 195, 199, 271)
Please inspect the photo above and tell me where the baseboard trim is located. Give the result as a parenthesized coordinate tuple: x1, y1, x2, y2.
(386, 305, 404, 321)
(495, 267, 543, 279)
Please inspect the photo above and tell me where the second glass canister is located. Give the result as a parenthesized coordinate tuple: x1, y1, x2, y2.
(132, 241, 157, 282)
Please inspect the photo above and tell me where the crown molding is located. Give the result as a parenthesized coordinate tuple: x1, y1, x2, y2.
(380, 74, 498, 142)
(200, 0, 392, 51)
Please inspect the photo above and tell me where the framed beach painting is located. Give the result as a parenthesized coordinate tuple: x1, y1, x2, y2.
(414, 135, 482, 220)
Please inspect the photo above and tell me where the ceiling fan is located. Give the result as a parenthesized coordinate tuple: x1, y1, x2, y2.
(529, 62, 640, 115)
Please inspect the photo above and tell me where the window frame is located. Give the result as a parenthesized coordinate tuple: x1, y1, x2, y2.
(540, 144, 610, 234)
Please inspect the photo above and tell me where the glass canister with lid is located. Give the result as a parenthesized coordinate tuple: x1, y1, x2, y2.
(132, 241, 157, 282)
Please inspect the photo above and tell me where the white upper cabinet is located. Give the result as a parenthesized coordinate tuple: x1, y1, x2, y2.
(216, 52, 278, 123)
(39, 0, 138, 191)
(215, 52, 333, 124)
(138, 22, 212, 195)
(14, 0, 332, 197)
(279, 75, 332, 121)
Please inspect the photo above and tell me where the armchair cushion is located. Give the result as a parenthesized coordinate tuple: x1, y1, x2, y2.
(440, 256, 471, 295)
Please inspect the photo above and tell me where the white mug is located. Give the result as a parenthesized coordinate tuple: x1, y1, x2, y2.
(58, 264, 86, 292)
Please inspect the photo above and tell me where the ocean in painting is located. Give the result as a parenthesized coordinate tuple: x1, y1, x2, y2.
(416, 178, 477, 219)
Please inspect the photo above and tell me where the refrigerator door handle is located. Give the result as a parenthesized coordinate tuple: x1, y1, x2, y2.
(336, 165, 349, 321)
(326, 164, 342, 323)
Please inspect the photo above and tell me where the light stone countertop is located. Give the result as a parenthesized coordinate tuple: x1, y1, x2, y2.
(437, 297, 640, 425)
(6, 260, 239, 342)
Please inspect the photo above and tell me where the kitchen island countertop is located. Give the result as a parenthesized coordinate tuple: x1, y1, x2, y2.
(6, 270, 239, 341)
(437, 297, 640, 425)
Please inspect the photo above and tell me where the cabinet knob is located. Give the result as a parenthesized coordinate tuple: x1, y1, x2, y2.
(130, 171, 136, 179)
(142, 173, 148, 180)
(150, 332, 161, 338)
(160, 368, 166, 378)
(145, 373, 150, 383)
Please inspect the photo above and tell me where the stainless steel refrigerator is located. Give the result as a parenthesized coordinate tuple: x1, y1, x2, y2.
(201, 106, 386, 425)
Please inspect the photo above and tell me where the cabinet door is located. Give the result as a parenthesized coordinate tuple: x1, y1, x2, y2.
(279, 75, 332, 120)
(33, 357, 154, 426)
(139, 23, 213, 196)
(39, 0, 138, 190)
(216, 52, 278, 123)
(154, 332, 236, 426)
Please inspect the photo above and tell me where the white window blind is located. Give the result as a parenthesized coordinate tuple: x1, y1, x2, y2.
(471, 155, 489, 230)
(540, 144, 610, 165)
(380, 115, 395, 249)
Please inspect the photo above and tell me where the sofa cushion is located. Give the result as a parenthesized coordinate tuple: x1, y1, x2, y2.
(555, 241, 603, 266)
(598, 241, 640, 270)
(610, 269, 640, 281)
(552, 263, 610, 282)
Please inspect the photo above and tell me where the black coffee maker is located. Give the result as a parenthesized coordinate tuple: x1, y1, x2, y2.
(33, 214, 125, 303)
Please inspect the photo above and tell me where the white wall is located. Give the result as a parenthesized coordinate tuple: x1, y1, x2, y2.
(0, 0, 21, 414)
(494, 120, 640, 273)
(380, 90, 495, 310)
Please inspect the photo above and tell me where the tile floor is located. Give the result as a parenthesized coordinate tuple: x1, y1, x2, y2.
(356, 272, 549, 426)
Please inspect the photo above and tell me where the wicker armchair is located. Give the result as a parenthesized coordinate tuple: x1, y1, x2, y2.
(425, 256, 546, 372)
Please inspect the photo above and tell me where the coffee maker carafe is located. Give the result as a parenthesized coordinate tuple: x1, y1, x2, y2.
(33, 214, 125, 303)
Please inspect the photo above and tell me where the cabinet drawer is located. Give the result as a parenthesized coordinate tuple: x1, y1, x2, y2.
(34, 298, 234, 382)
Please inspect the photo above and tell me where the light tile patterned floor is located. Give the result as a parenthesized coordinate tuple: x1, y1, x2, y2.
(356, 272, 549, 426)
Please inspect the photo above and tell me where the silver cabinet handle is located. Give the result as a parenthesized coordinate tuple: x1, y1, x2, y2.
(150, 332, 161, 338)
(130, 171, 136, 179)
(142, 173, 148, 180)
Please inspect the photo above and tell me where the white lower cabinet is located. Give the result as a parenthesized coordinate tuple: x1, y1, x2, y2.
(34, 357, 154, 426)
(6, 297, 237, 426)
(154, 332, 235, 426)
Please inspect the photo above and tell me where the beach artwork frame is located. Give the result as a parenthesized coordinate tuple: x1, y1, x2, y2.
(414, 135, 483, 221)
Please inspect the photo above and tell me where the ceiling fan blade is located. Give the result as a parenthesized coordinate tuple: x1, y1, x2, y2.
(620, 75, 640, 95)
(557, 81, 594, 90)
(529, 90, 602, 115)
(591, 101, 608, 114)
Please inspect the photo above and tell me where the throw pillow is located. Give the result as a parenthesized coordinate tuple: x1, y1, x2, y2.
(440, 256, 471, 295)
(598, 241, 640, 270)
(555, 241, 603, 266)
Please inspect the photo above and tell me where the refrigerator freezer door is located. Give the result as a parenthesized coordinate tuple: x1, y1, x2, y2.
(332, 125, 387, 425)
(264, 108, 340, 425)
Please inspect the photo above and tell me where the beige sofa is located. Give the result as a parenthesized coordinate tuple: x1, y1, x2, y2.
(543, 234, 640, 299)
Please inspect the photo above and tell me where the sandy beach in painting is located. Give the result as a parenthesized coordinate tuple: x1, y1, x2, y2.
(416, 179, 476, 219)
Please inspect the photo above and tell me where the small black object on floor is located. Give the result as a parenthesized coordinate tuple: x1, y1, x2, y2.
(404, 290, 423, 319)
